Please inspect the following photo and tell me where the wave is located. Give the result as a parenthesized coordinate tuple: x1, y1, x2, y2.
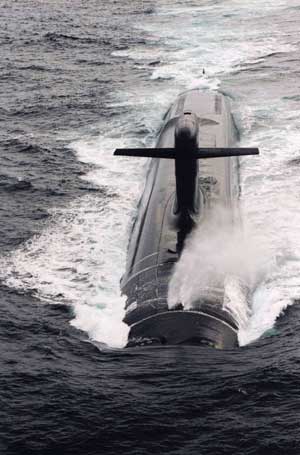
(43, 32, 111, 47)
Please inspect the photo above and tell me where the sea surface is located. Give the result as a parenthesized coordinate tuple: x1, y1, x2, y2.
(1, 1, 300, 454)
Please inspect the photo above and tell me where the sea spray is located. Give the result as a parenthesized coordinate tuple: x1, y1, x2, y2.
(168, 206, 274, 341)
(223, 275, 252, 330)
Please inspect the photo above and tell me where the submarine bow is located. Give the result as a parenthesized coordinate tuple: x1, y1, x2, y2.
(114, 89, 259, 349)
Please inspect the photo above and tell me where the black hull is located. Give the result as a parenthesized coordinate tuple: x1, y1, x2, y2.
(126, 311, 238, 349)
(119, 89, 248, 349)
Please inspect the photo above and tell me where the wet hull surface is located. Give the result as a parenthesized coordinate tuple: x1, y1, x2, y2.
(122, 90, 240, 348)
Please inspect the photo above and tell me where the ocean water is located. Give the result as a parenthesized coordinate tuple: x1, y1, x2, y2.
(1, 1, 300, 453)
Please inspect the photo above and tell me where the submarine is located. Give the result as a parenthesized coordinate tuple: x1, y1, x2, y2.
(114, 89, 259, 349)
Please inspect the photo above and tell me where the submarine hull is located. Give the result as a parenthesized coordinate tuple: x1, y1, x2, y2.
(127, 311, 237, 349)
(120, 89, 244, 348)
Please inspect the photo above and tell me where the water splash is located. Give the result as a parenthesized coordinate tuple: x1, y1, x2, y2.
(168, 194, 300, 346)
(168, 207, 272, 302)
(167, 206, 281, 344)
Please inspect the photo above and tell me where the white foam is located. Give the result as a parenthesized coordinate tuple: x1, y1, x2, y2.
(167, 207, 276, 335)
(136, 0, 296, 89)
(237, 113, 300, 344)
(0, 193, 131, 347)
(0, 131, 148, 348)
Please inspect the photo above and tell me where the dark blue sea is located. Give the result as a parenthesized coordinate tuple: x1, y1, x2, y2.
(1, 1, 300, 453)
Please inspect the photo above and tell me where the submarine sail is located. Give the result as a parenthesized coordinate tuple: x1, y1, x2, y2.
(114, 89, 258, 349)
